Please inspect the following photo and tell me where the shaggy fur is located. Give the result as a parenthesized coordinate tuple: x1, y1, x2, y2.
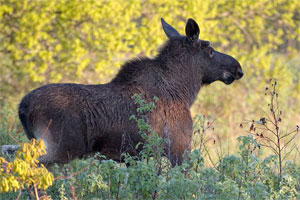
(18, 18, 243, 166)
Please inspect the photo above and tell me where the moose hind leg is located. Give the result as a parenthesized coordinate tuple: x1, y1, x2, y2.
(33, 120, 87, 166)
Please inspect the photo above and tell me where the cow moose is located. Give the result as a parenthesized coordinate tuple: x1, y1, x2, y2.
(18, 18, 243, 166)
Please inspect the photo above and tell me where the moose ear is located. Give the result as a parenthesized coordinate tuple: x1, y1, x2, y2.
(185, 18, 200, 41)
(161, 18, 180, 39)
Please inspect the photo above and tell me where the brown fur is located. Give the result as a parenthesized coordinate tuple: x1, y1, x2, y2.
(18, 18, 243, 166)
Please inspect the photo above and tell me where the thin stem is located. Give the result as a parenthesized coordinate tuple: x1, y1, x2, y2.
(34, 185, 39, 200)
(259, 144, 278, 155)
(259, 137, 279, 149)
(281, 133, 298, 151)
(280, 129, 297, 140)
(16, 188, 22, 200)
(282, 144, 296, 161)
(204, 145, 217, 170)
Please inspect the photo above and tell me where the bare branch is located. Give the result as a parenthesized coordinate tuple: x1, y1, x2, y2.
(41, 119, 53, 139)
(281, 133, 299, 151)
(282, 144, 297, 162)
(280, 129, 297, 140)
(259, 143, 278, 155)
(259, 137, 279, 148)
(16, 188, 22, 200)
(55, 160, 95, 180)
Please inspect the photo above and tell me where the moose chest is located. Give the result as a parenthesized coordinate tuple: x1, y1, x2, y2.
(149, 101, 193, 141)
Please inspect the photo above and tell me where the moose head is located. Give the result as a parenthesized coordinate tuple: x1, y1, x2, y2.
(161, 18, 243, 85)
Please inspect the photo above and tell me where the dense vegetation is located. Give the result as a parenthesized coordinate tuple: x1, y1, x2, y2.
(0, 0, 299, 199)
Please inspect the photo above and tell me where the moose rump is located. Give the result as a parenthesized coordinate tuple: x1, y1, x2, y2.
(18, 18, 243, 166)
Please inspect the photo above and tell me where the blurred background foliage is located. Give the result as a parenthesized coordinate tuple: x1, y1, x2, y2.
(0, 0, 299, 153)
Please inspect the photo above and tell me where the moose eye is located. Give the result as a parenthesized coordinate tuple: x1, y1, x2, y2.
(209, 49, 214, 58)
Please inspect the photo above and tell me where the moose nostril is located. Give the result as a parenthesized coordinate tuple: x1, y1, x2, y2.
(237, 68, 244, 78)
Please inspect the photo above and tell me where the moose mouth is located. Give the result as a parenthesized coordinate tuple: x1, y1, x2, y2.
(223, 76, 235, 84)
(222, 72, 235, 85)
(222, 68, 243, 85)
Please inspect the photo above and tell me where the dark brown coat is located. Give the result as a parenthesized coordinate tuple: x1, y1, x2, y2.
(18, 18, 243, 166)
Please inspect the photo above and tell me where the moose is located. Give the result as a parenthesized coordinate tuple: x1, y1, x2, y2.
(18, 18, 243, 166)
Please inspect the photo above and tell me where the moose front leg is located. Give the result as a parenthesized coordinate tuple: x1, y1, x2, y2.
(150, 102, 193, 166)
(163, 115, 193, 166)
(165, 130, 192, 166)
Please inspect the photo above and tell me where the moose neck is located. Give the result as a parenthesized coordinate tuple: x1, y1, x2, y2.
(156, 49, 203, 107)
(111, 40, 204, 107)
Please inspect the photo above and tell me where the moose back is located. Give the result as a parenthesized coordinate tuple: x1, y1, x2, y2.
(18, 18, 243, 166)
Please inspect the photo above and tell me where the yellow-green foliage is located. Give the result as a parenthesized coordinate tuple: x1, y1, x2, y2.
(0, 0, 298, 93)
(0, 139, 54, 192)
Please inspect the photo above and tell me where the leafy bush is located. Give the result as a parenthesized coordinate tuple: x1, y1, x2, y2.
(41, 134, 299, 200)
(0, 139, 54, 199)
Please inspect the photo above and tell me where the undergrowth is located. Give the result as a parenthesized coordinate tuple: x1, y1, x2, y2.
(0, 100, 26, 146)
